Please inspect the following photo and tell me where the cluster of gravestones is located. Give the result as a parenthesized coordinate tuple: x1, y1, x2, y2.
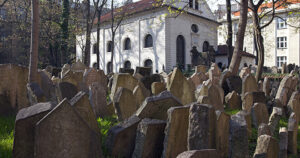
(5, 60, 300, 158)
(265, 64, 299, 74)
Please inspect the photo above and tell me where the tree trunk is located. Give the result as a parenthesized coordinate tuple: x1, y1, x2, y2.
(61, 0, 70, 65)
(96, 9, 101, 69)
(28, 0, 39, 83)
(110, 0, 114, 73)
(228, 0, 248, 75)
(84, 0, 91, 67)
(226, 0, 233, 66)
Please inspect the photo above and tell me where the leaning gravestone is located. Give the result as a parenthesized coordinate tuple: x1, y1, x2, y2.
(61, 70, 84, 90)
(216, 111, 230, 158)
(106, 116, 141, 158)
(242, 91, 266, 112)
(251, 103, 269, 128)
(114, 87, 138, 121)
(223, 75, 242, 95)
(135, 67, 152, 77)
(135, 91, 182, 120)
(208, 63, 221, 85)
(167, 68, 195, 105)
(275, 75, 293, 106)
(188, 72, 208, 89)
(288, 112, 298, 155)
(207, 84, 224, 111)
(34, 99, 102, 158)
(89, 82, 108, 118)
(132, 118, 166, 158)
(268, 107, 282, 135)
(188, 103, 216, 150)
(287, 91, 300, 123)
(263, 77, 271, 97)
(110, 73, 138, 99)
(229, 114, 248, 158)
(239, 67, 251, 79)
(225, 91, 241, 110)
(257, 123, 272, 137)
(141, 74, 163, 91)
(71, 61, 87, 72)
(279, 127, 288, 158)
(195, 65, 207, 73)
(236, 110, 252, 137)
(162, 106, 190, 158)
(133, 83, 150, 107)
(57, 82, 78, 101)
(61, 64, 71, 78)
(177, 149, 220, 158)
(151, 82, 166, 95)
(242, 74, 258, 97)
(83, 68, 107, 92)
(253, 135, 279, 158)
(13, 102, 54, 158)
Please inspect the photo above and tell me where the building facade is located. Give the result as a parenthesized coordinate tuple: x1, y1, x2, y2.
(218, 1, 300, 68)
(76, 0, 219, 74)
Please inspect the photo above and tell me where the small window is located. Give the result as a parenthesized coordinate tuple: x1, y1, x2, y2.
(124, 61, 131, 69)
(191, 24, 198, 33)
(93, 44, 97, 54)
(195, 0, 199, 10)
(107, 41, 113, 52)
(277, 18, 287, 29)
(124, 38, 131, 50)
(93, 63, 98, 68)
(277, 37, 287, 49)
(203, 41, 209, 52)
(189, 0, 193, 8)
(144, 59, 153, 68)
(107, 62, 112, 73)
(277, 56, 287, 67)
(144, 34, 153, 48)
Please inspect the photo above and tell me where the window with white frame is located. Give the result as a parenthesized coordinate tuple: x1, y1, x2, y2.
(277, 37, 287, 49)
(277, 56, 287, 67)
(277, 18, 287, 29)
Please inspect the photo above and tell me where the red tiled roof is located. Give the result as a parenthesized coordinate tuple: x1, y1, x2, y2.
(232, 0, 300, 16)
(216, 45, 256, 58)
(94, 0, 163, 24)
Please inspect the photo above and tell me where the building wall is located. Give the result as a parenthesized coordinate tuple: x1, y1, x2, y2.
(215, 55, 255, 70)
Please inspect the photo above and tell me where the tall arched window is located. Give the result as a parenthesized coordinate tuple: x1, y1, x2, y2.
(144, 34, 153, 48)
(203, 41, 209, 52)
(107, 41, 113, 52)
(176, 35, 185, 70)
(93, 44, 97, 54)
(107, 62, 112, 74)
(124, 38, 131, 50)
(124, 61, 131, 69)
(144, 59, 153, 68)
(189, 0, 193, 8)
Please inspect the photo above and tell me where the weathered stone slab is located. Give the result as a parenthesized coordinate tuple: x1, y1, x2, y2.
(242, 92, 266, 112)
(253, 135, 279, 158)
(222, 75, 242, 95)
(195, 65, 207, 73)
(135, 67, 152, 77)
(34, 99, 102, 158)
(110, 73, 138, 99)
(279, 127, 288, 158)
(258, 123, 272, 137)
(57, 82, 78, 101)
(263, 77, 271, 97)
(132, 118, 166, 158)
(141, 74, 163, 91)
(268, 107, 282, 135)
(62, 70, 84, 90)
(38, 70, 56, 102)
(162, 106, 190, 158)
(151, 82, 166, 95)
(71, 61, 87, 72)
(229, 114, 248, 158)
(276, 75, 293, 106)
(208, 63, 221, 85)
(113, 87, 138, 121)
(251, 103, 269, 128)
(239, 67, 251, 79)
(106, 116, 141, 158)
(242, 74, 258, 97)
(167, 68, 195, 105)
(89, 82, 108, 118)
(136, 91, 182, 120)
(61, 64, 71, 78)
(287, 91, 300, 123)
(133, 83, 150, 107)
(119, 68, 134, 75)
(225, 91, 241, 110)
(176, 149, 220, 158)
(188, 72, 208, 89)
(207, 84, 224, 111)
(216, 111, 230, 158)
(27, 82, 46, 105)
(188, 103, 216, 150)
(12, 102, 54, 158)
(83, 68, 107, 91)
(236, 110, 252, 137)
(287, 112, 298, 155)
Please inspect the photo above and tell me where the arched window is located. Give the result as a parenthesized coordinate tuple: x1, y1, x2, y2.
(124, 61, 131, 69)
(203, 41, 209, 52)
(124, 38, 131, 50)
(189, 0, 193, 8)
(144, 59, 153, 68)
(195, 0, 199, 10)
(107, 62, 112, 73)
(107, 41, 113, 52)
(176, 35, 185, 70)
(93, 44, 97, 54)
(144, 34, 153, 48)
(93, 62, 98, 68)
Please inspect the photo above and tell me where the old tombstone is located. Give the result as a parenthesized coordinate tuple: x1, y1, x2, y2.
(176, 149, 220, 158)
(242, 92, 266, 112)
(133, 84, 150, 107)
(239, 67, 251, 79)
(135, 67, 152, 77)
(62, 70, 84, 90)
(271, 66, 278, 73)
(258, 123, 272, 137)
(207, 84, 224, 111)
(38, 70, 56, 102)
(71, 61, 87, 72)
(34, 99, 102, 158)
(225, 91, 241, 110)
(188, 103, 216, 150)
(219, 69, 232, 88)
(89, 82, 108, 118)
(57, 82, 78, 101)
(113, 87, 138, 121)
(287, 91, 300, 122)
(242, 74, 258, 97)
(195, 65, 207, 73)
(251, 103, 269, 128)
(141, 74, 163, 91)
(106, 116, 141, 158)
(136, 91, 182, 120)
(208, 63, 221, 85)
(151, 82, 166, 95)
(162, 106, 190, 158)
(188, 72, 207, 89)
(287, 112, 298, 155)
(275, 75, 293, 106)
(119, 68, 134, 75)
(236, 110, 252, 137)
(281, 63, 288, 74)
(110, 73, 138, 99)
(253, 135, 279, 158)
(279, 127, 288, 158)
(263, 77, 271, 97)
(268, 107, 283, 135)
(83, 68, 107, 91)
(215, 111, 230, 158)
(12, 102, 54, 158)
(27, 82, 46, 105)
(61, 64, 71, 78)
(167, 68, 195, 105)
(133, 72, 144, 81)
(229, 114, 248, 158)
(224, 76, 242, 95)
(132, 118, 166, 158)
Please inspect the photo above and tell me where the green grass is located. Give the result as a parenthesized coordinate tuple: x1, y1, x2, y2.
(224, 108, 240, 115)
(0, 115, 15, 158)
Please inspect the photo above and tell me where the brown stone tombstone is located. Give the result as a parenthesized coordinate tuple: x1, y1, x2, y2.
(253, 135, 279, 158)
(216, 110, 230, 158)
(113, 87, 137, 121)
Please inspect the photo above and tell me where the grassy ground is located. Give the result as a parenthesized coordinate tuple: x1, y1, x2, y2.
(0, 115, 15, 158)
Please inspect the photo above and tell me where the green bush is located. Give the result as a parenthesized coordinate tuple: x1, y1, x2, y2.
(0, 115, 15, 158)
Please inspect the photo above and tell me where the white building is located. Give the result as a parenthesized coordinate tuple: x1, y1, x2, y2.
(76, 0, 219, 74)
(218, 1, 300, 68)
